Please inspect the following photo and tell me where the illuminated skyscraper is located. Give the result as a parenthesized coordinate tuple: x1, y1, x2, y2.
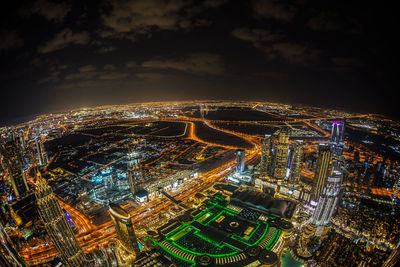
(35, 140, 48, 166)
(127, 144, 143, 195)
(331, 122, 344, 144)
(0, 140, 29, 199)
(35, 171, 87, 266)
(260, 135, 273, 178)
(288, 140, 304, 184)
(235, 149, 246, 174)
(274, 128, 290, 180)
(109, 203, 140, 265)
(311, 168, 342, 226)
(0, 222, 27, 267)
(312, 145, 333, 201)
(392, 170, 400, 202)
(330, 121, 344, 155)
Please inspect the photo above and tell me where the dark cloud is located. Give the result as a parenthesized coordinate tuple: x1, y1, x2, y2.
(97, 46, 117, 53)
(0, 31, 24, 52)
(38, 28, 90, 53)
(65, 65, 100, 80)
(125, 61, 137, 68)
(37, 62, 68, 84)
(331, 57, 363, 67)
(232, 27, 318, 66)
(79, 65, 96, 73)
(103, 64, 116, 71)
(20, 0, 71, 22)
(255, 71, 288, 80)
(251, 0, 297, 22)
(37, 71, 60, 84)
(232, 27, 284, 48)
(307, 12, 344, 31)
(64, 72, 98, 80)
(100, 0, 227, 37)
(97, 29, 137, 41)
(99, 72, 130, 80)
(142, 53, 224, 75)
(63, 64, 130, 82)
(136, 72, 165, 80)
(268, 43, 320, 65)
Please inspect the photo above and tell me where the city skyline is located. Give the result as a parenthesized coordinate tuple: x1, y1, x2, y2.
(1, 1, 399, 266)
(0, 101, 399, 266)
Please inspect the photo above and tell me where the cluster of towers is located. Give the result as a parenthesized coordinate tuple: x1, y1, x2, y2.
(259, 122, 345, 228)
(0, 138, 37, 226)
(260, 128, 304, 184)
(1, 139, 30, 199)
(0, 136, 146, 266)
(0, 134, 90, 266)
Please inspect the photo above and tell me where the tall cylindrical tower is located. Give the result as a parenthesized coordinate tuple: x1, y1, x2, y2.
(36, 172, 87, 266)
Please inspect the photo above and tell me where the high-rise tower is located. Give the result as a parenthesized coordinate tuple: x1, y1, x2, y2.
(35, 140, 48, 166)
(0, 140, 29, 199)
(235, 149, 246, 175)
(127, 144, 143, 195)
(260, 135, 273, 178)
(109, 203, 140, 265)
(35, 171, 87, 266)
(331, 122, 344, 144)
(311, 168, 342, 226)
(312, 145, 333, 201)
(289, 140, 304, 184)
(392, 170, 400, 202)
(274, 128, 290, 180)
(330, 121, 345, 155)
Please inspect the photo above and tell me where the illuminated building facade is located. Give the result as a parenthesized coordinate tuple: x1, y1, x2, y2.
(35, 140, 48, 166)
(102, 168, 114, 190)
(35, 172, 87, 266)
(0, 140, 29, 198)
(312, 145, 333, 201)
(260, 135, 273, 178)
(235, 149, 246, 175)
(311, 168, 342, 226)
(109, 203, 140, 265)
(0, 222, 27, 267)
(392, 170, 400, 202)
(274, 128, 290, 180)
(330, 121, 345, 155)
(127, 145, 143, 195)
(288, 140, 304, 184)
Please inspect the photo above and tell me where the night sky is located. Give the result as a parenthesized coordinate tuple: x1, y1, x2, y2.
(1, 0, 397, 125)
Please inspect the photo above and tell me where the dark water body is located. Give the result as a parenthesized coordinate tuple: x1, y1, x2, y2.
(194, 122, 253, 150)
(189, 107, 284, 121)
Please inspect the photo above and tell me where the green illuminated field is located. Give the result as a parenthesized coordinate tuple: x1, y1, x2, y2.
(147, 194, 289, 266)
